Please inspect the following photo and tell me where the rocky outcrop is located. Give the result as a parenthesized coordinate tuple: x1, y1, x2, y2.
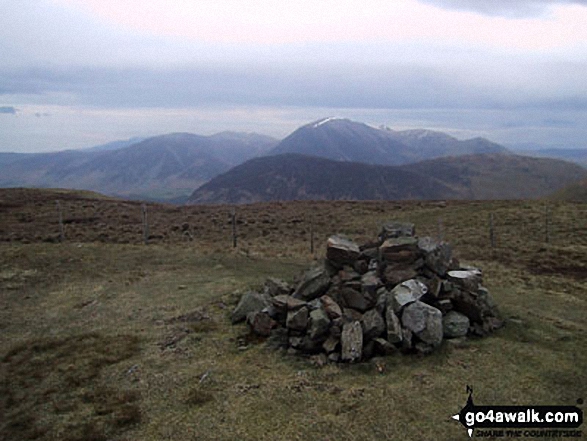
(232, 222, 502, 362)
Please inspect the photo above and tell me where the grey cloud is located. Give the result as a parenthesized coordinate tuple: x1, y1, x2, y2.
(2, 61, 585, 114)
(418, 0, 587, 17)
(0, 106, 18, 114)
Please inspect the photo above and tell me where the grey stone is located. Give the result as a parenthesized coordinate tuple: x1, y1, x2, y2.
(341, 287, 373, 312)
(373, 338, 397, 356)
(448, 269, 481, 292)
(361, 309, 386, 341)
(328, 352, 341, 363)
(382, 264, 418, 287)
(249, 311, 276, 337)
(385, 306, 403, 344)
(265, 327, 289, 349)
(420, 238, 453, 277)
(389, 279, 427, 313)
(264, 277, 291, 297)
(320, 295, 343, 319)
(342, 308, 364, 322)
(308, 308, 331, 341)
(271, 295, 306, 312)
(361, 271, 381, 295)
(286, 306, 309, 331)
(442, 310, 470, 338)
(293, 266, 331, 301)
(379, 222, 415, 240)
(379, 237, 419, 262)
(341, 321, 363, 362)
(231, 291, 270, 324)
(322, 335, 340, 353)
(401, 301, 443, 347)
(326, 235, 360, 266)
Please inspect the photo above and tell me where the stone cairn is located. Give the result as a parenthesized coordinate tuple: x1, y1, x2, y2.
(231, 222, 503, 362)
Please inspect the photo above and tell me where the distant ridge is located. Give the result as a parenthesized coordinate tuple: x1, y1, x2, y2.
(187, 153, 587, 204)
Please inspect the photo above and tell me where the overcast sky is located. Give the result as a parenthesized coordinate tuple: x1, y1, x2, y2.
(1, 0, 586, 152)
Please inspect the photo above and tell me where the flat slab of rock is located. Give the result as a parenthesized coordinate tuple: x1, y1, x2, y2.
(326, 236, 360, 266)
(401, 301, 443, 347)
(231, 291, 270, 324)
(389, 279, 427, 313)
(341, 321, 363, 362)
(443, 310, 470, 338)
(293, 266, 331, 301)
(447, 269, 481, 292)
(379, 237, 419, 262)
(271, 295, 307, 312)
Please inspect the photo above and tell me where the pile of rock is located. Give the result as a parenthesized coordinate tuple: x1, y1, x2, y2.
(231, 222, 502, 362)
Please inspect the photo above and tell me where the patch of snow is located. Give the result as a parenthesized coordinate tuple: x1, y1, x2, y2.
(313, 117, 341, 128)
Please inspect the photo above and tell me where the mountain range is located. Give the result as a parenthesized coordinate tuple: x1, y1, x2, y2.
(187, 153, 587, 204)
(1, 118, 585, 203)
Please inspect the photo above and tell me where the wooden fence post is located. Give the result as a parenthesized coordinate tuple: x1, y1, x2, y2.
(56, 200, 65, 242)
(231, 207, 237, 248)
(310, 216, 315, 254)
(142, 204, 149, 245)
(545, 205, 550, 244)
(489, 213, 495, 248)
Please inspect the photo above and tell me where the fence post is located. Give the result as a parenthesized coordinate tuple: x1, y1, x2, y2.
(489, 213, 495, 248)
(56, 200, 65, 242)
(545, 204, 550, 244)
(310, 216, 315, 254)
(231, 207, 237, 248)
(142, 204, 149, 245)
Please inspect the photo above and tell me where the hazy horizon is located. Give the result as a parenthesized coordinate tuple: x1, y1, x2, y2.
(1, 0, 586, 153)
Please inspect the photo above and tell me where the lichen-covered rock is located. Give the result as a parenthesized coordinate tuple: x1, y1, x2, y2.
(341, 321, 363, 362)
(293, 266, 331, 301)
(442, 310, 470, 338)
(231, 291, 270, 324)
(401, 301, 443, 347)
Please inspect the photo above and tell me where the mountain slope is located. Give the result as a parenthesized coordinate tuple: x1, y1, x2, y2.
(516, 148, 587, 167)
(0, 132, 278, 202)
(549, 178, 587, 202)
(270, 118, 509, 165)
(187, 153, 587, 204)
